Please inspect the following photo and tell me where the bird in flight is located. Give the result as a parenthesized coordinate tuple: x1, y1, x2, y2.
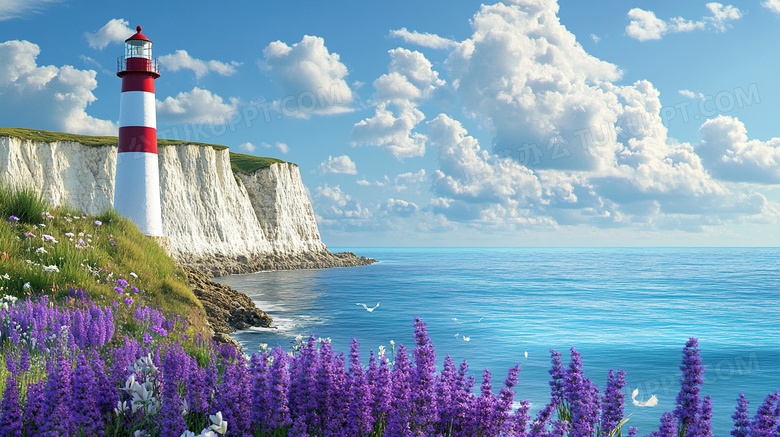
(631, 388, 658, 407)
(462, 335, 471, 342)
(356, 302, 380, 312)
(524, 349, 528, 359)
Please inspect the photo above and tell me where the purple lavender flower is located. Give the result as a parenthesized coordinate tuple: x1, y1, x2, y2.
(549, 349, 565, 405)
(385, 344, 413, 437)
(749, 391, 779, 437)
(91, 355, 118, 416)
(216, 358, 253, 436)
(124, 297, 134, 306)
(686, 395, 713, 437)
(473, 368, 496, 435)
(369, 348, 392, 432)
(628, 426, 638, 437)
(41, 352, 74, 436)
(345, 338, 373, 436)
(674, 338, 705, 434)
(114, 286, 124, 295)
(160, 346, 187, 437)
(411, 317, 436, 435)
(72, 354, 102, 436)
(268, 345, 292, 430)
(18, 348, 29, 373)
(731, 393, 750, 437)
(652, 411, 678, 437)
(8, 215, 19, 221)
(528, 401, 557, 437)
(0, 374, 23, 437)
(289, 335, 319, 434)
(117, 279, 129, 287)
(503, 399, 530, 437)
(186, 360, 208, 415)
(600, 369, 626, 436)
(564, 347, 600, 437)
(23, 380, 46, 436)
(493, 364, 520, 434)
(434, 354, 456, 434)
(250, 351, 270, 431)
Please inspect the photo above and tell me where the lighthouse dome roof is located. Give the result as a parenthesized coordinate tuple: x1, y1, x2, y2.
(126, 26, 151, 43)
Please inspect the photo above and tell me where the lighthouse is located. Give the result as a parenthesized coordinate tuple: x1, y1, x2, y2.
(115, 25, 163, 236)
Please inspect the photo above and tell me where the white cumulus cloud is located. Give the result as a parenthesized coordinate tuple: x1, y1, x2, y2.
(698, 116, 780, 184)
(85, 18, 134, 50)
(261, 35, 354, 116)
(0, 40, 116, 135)
(352, 104, 426, 159)
(319, 155, 358, 175)
(159, 50, 240, 79)
(626, 3, 741, 42)
(352, 48, 443, 160)
(384, 198, 419, 217)
(763, 0, 780, 14)
(238, 142, 256, 152)
(156, 87, 239, 124)
(430, 1, 770, 228)
(389, 28, 458, 49)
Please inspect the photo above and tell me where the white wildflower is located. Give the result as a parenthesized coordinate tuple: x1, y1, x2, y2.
(209, 412, 228, 435)
(36, 247, 48, 254)
(42, 265, 59, 273)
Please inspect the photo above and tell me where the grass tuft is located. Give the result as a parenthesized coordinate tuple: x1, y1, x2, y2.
(0, 181, 48, 225)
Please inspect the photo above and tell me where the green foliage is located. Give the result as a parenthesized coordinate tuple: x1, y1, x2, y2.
(230, 151, 294, 174)
(0, 184, 203, 324)
(0, 181, 48, 224)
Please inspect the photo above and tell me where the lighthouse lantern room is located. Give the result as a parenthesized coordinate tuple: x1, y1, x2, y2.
(115, 26, 163, 237)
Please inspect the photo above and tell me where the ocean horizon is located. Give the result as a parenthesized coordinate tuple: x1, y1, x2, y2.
(213, 247, 780, 435)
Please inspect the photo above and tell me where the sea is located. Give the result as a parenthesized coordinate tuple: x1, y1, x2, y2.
(212, 247, 780, 436)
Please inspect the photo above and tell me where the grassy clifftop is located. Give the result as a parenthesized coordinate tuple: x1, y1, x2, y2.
(0, 183, 209, 334)
(0, 127, 293, 172)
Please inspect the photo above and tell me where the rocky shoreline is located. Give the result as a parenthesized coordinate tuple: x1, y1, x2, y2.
(184, 266, 274, 348)
(179, 250, 377, 278)
(183, 250, 377, 347)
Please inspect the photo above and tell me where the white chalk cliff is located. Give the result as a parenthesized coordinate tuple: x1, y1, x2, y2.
(0, 135, 329, 262)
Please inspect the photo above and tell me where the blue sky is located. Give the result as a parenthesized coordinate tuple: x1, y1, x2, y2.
(3, 0, 780, 247)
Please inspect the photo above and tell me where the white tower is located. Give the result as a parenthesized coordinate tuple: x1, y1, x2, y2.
(114, 25, 163, 236)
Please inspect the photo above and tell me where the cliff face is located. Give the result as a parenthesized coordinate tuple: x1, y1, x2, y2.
(0, 135, 345, 271)
(0, 137, 115, 214)
(238, 164, 325, 255)
(157, 145, 273, 259)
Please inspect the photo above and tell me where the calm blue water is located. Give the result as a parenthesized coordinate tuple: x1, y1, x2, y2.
(213, 248, 780, 436)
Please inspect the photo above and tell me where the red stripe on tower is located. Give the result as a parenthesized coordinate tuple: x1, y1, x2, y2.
(114, 25, 164, 237)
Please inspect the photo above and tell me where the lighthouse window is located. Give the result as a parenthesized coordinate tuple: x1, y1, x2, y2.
(125, 40, 152, 59)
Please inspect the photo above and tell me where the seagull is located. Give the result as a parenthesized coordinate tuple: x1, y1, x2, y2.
(462, 335, 471, 342)
(452, 317, 461, 324)
(478, 317, 484, 322)
(524, 349, 528, 359)
(631, 388, 658, 407)
(356, 302, 380, 312)
(454, 332, 459, 337)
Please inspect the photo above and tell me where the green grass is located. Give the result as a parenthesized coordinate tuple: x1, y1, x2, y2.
(0, 127, 229, 150)
(0, 184, 206, 330)
(230, 151, 293, 173)
(0, 182, 48, 224)
(0, 127, 296, 172)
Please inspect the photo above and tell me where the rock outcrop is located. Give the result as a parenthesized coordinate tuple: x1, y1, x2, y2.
(185, 267, 272, 336)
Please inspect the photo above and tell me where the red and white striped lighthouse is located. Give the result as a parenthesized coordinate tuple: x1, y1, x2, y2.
(115, 25, 163, 236)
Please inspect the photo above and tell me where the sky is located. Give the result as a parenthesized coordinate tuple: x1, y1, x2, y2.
(2, 0, 780, 247)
